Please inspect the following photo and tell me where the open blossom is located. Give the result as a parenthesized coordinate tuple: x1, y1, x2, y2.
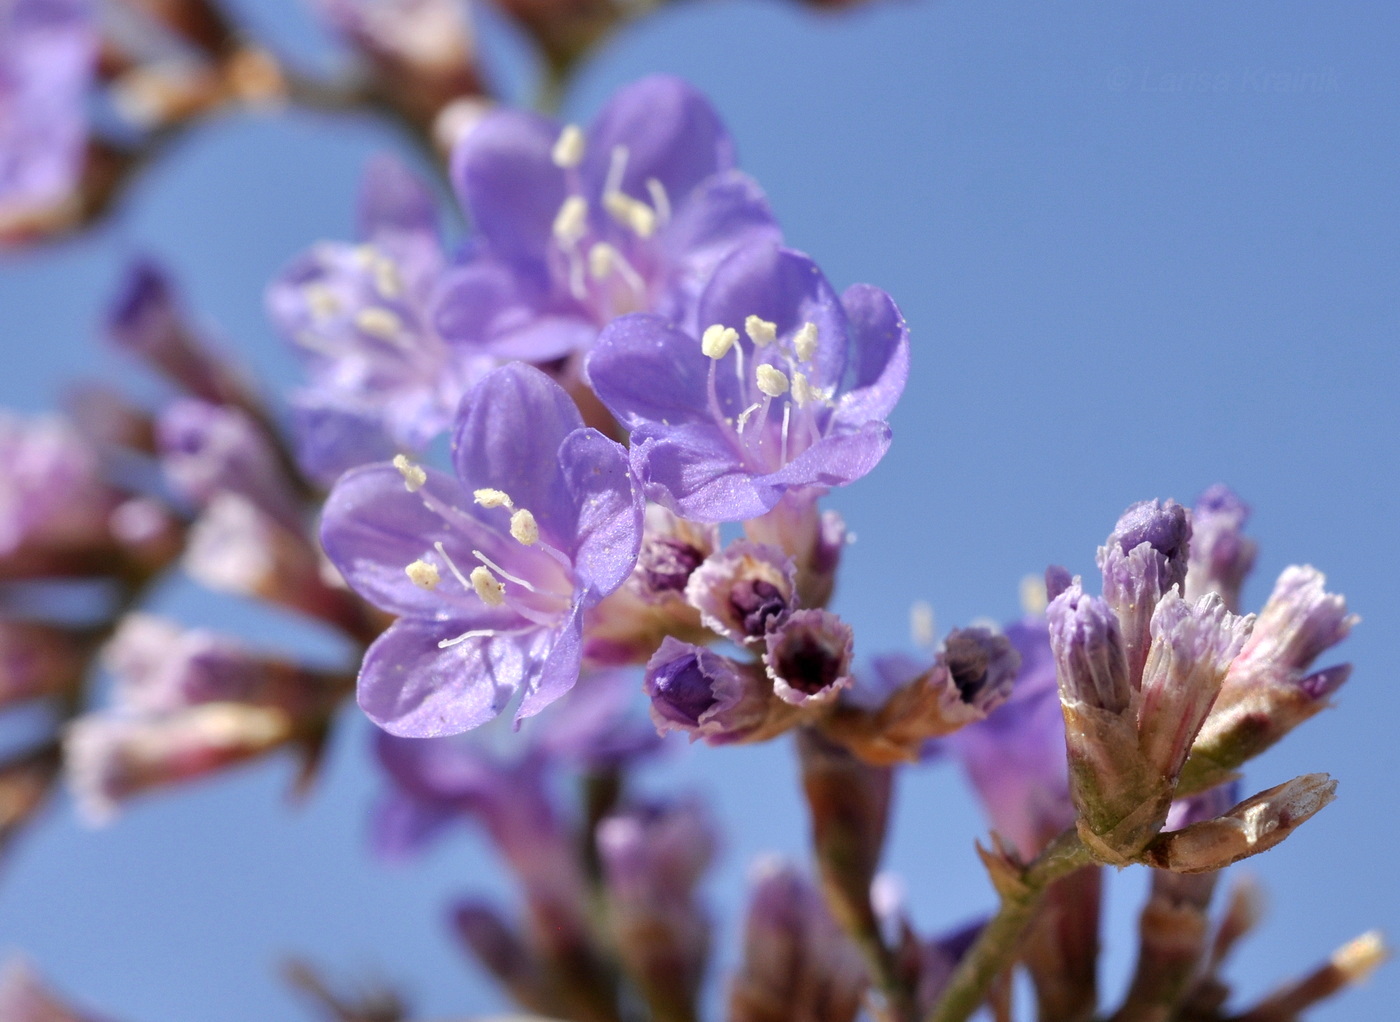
(321, 363, 642, 736)
(588, 241, 909, 520)
(433, 74, 780, 363)
(268, 155, 493, 482)
(0, 0, 95, 239)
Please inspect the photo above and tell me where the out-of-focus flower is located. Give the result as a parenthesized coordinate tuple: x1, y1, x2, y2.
(0, 0, 96, 242)
(321, 363, 642, 735)
(727, 857, 868, 1022)
(589, 242, 908, 521)
(1184, 484, 1257, 612)
(0, 958, 111, 1022)
(437, 76, 779, 366)
(0, 619, 95, 707)
(269, 155, 493, 483)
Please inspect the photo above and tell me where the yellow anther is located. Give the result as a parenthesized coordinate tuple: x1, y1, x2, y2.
(793, 322, 819, 362)
(373, 258, 402, 300)
(552, 124, 585, 168)
(470, 566, 506, 607)
(305, 284, 341, 320)
(745, 315, 777, 346)
(355, 307, 402, 340)
(701, 324, 738, 360)
(552, 195, 588, 247)
(603, 192, 656, 239)
(393, 454, 426, 492)
(589, 242, 621, 280)
(510, 508, 539, 545)
(405, 559, 441, 590)
(473, 488, 513, 509)
(756, 364, 790, 398)
(791, 370, 817, 407)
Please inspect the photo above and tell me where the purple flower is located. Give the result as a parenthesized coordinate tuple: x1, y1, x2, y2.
(644, 636, 792, 745)
(268, 155, 492, 482)
(321, 363, 643, 735)
(0, 0, 95, 238)
(1184, 485, 1257, 612)
(588, 241, 909, 520)
(434, 75, 779, 363)
(0, 412, 115, 565)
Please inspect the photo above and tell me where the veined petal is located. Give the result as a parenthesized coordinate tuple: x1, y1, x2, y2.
(833, 284, 910, 426)
(764, 421, 892, 491)
(632, 427, 778, 522)
(452, 363, 583, 549)
(559, 428, 642, 600)
(581, 75, 734, 209)
(515, 602, 583, 722)
(358, 617, 528, 737)
(588, 314, 717, 428)
(451, 109, 565, 272)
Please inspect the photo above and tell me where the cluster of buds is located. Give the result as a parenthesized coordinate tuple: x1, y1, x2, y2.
(1046, 497, 1346, 870)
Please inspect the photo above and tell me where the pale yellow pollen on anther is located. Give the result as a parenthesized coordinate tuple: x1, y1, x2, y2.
(552, 195, 588, 247)
(588, 242, 619, 280)
(701, 324, 738, 360)
(405, 559, 441, 590)
(756, 364, 789, 397)
(470, 565, 506, 606)
(473, 488, 513, 509)
(355, 307, 402, 340)
(510, 508, 539, 545)
(745, 315, 777, 347)
(1332, 930, 1387, 983)
(793, 322, 819, 362)
(1020, 574, 1048, 616)
(393, 454, 427, 492)
(552, 124, 585, 168)
(603, 192, 656, 239)
(791, 370, 817, 406)
(351, 244, 377, 268)
(305, 284, 341, 320)
(373, 258, 402, 300)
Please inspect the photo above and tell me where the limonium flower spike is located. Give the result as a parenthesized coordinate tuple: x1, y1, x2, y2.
(321, 363, 643, 735)
(588, 241, 909, 521)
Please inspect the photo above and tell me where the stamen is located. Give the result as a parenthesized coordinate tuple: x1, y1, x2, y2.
(604, 144, 629, 197)
(473, 488, 513, 509)
(646, 177, 671, 225)
(472, 549, 541, 593)
(373, 257, 402, 300)
(745, 315, 777, 347)
(470, 565, 506, 607)
(552, 195, 588, 248)
(551, 124, 585, 168)
(510, 508, 539, 546)
(702, 324, 738, 360)
(791, 370, 817, 407)
(588, 242, 646, 297)
(405, 559, 441, 590)
(393, 455, 427, 492)
(756, 364, 790, 397)
(440, 628, 496, 648)
(604, 193, 656, 238)
(304, 284, 341, 320)
(351, 244, 377, 268)
(355, 307, 402, 341)
(780, 403, 791, 465)
(793, 322, 819, 362)
(735, 402, 762, 432)
(433, 540, 474, 589)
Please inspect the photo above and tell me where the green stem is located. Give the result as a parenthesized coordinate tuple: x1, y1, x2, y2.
(924, 829, 1094, 1022)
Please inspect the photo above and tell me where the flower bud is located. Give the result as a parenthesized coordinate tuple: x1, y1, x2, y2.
(64, 703, 295, 824)
(728, 858, 868, 1022)
(1097, 499, 1192, 686)
(450, 901, 555, 1016)
(766, 609, 854, 707)
(1184, 485, 1257, 612)
(644, 637, 795, 744)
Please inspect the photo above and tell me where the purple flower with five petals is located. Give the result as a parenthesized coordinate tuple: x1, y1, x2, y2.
(320, 363, 642, 736)
(433, 75, 780, 363)
(587, 241, 910, 520)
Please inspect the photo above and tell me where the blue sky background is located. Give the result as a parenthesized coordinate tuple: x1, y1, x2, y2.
(0, 0, 1396, 1019)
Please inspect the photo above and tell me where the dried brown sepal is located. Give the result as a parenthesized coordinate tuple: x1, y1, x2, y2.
(1229, 930, 1387, 1022)
(1140, 774, 1337, 874)
(820, 665, 985, 766)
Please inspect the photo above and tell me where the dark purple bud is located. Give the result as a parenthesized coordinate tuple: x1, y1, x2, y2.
(1298, 663, 1351, 701)
(644, 637, 786, 744)
(941, 627, 1019, 710)
(1185, 485, 1257, 612)
(1048, 582, 1130, 714)
(766, 609, 855, 707)
(639, 537, 706, 595)
(1097, 499, 1193, 686)
(1102, 499, 1193, 581)
(730, 578, 788, 636)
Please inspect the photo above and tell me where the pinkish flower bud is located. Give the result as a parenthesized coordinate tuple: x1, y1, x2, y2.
(1097, 499, 1192, 686)
(686, 540, 796, 647)
(1184, 485, 1257, 612)
(64, 703, 294, 824)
